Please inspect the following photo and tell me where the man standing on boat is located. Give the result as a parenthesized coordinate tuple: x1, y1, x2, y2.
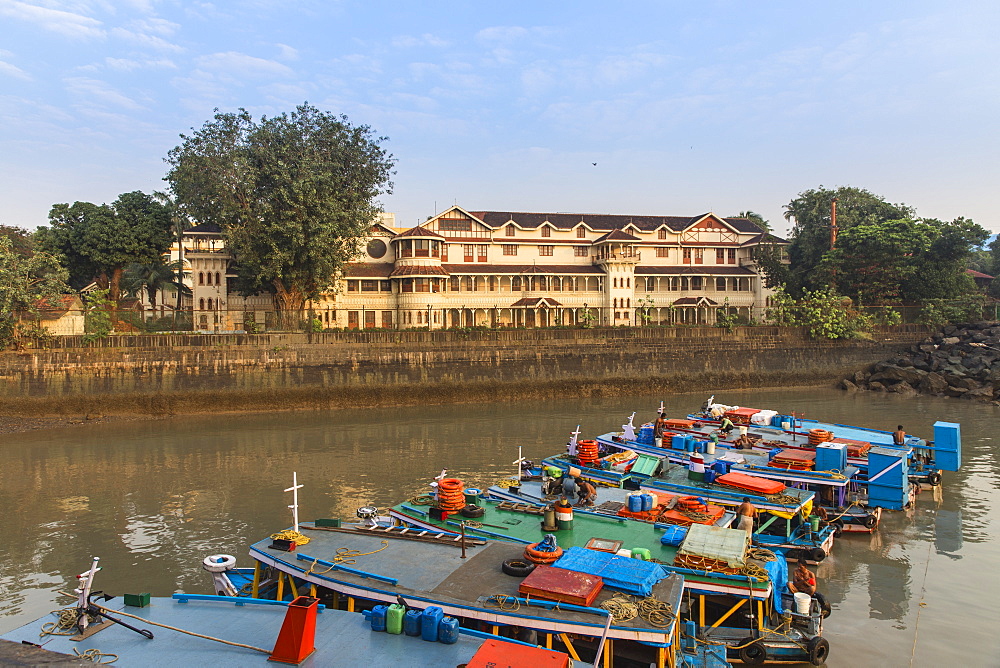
(736, 497, 756, 534)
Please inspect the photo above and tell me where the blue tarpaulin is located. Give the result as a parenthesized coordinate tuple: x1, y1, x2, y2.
(552, 547, 668, 597)
(763, 553, 788, 614)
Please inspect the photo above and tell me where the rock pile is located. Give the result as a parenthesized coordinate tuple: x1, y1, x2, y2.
(843, 321, 1000, 403)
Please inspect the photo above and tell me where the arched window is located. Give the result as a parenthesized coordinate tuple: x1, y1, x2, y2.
(613, 298, 618, 308)
(206, 272, 212, 286)
(198, 272, 204, 285)
(199, 298, 205, 310)
(613, 277, 617, 288)
(216, 272, 222, 285)
(512, 277, 522, 291)
(626, 278, 631, 288)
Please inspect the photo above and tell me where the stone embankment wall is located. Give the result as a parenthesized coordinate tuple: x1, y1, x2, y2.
(844, 321, 1000, 403)
(0, 326, 929, 416)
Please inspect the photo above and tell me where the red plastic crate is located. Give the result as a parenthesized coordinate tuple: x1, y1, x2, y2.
(466, 639, 570, 667)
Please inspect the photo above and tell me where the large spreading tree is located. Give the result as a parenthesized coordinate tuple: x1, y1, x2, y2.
(0, 236, 69, 347)
(39, 192, 173, 305)
(165, 103, 395, 325)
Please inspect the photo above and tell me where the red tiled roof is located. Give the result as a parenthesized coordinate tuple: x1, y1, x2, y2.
(594, 229, 640, 243)
(441, 264, 603, 275)
(343, 263, 394, 278)
(635, 266, 755, 276)
(966, 269, 994, 279)
(393, 225, 443, 239)
(389, 265, 450, 277)
(468, 211, 766, 234)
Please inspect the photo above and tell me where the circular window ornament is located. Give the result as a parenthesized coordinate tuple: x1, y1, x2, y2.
(367, 239, 387, 259)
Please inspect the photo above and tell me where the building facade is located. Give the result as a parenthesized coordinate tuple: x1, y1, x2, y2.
(169, 206, 787, 331)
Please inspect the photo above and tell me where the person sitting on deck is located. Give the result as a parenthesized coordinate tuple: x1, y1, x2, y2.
(736, 497, 756, 534)
(789, 562, 817, 596)
(575, 478, 597, 507)
(719, 416, 735, 436)
(559, 474, 578, 501)
(733, 433, 752, 448)
(893, 425, 906, 447)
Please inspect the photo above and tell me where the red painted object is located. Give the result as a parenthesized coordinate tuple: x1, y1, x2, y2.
(269, 596, 318, 664)
(714, 471, 786, 495)
(723, 408, 760, 425)
(466, 639, 570, 667)
(518, 564, 603, 607)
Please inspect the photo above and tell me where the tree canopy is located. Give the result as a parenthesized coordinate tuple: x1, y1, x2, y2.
(38, 192, 173, 303)
(0, 236, 69, 347)
(165, 103, 395, 321)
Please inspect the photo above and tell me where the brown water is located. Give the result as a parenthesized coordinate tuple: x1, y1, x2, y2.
(0, 388, 996, 667)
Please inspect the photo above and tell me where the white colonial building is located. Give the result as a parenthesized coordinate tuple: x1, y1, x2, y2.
(166, 206, 786, 331)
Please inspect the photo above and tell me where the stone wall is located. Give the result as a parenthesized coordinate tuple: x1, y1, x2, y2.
(0, 326, 930, 416)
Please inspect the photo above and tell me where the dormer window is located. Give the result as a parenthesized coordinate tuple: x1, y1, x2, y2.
(577, 227, 586, 238)
(506, 225, 516, 237)
(658, 229, 666, 240)
(541, 227, 551, 238)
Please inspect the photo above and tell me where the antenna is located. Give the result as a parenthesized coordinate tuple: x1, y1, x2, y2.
(284, 472, 304, 533)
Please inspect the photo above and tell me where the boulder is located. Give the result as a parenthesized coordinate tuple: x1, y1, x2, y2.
(965, 386, 995, 401)
(919, 372, 949, 395)
(840, 379, 858, 391)
(888, 382, 917, 396)
(868, 381, 887, 392)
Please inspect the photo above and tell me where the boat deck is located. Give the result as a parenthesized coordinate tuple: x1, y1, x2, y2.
(250, 523, 686, 642)
(0, 596, 516, 667)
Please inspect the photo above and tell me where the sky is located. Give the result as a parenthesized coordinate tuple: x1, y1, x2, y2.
(2, 1, 999, 237)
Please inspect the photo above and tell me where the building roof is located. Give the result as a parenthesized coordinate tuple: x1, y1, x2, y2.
(393, 224, 443, 239)
(184, 223, 222, 235)
(740, 232, 789, 246)
(442, 264, 604, 275)
(343, 263, 394, 278)
(672, 296, 720, 307)
(33, 295, 82, 318)
(635, 266, 756, 276)
(594, 229, 640, 243)
(966, 269, 994, 279)
(389, 265, 450, 277)
(510, 297, 563, 307)
(468, 211, 766, 234)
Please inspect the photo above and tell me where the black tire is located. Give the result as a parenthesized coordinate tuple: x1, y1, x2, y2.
(807, 636, 830, 665)
(810, 547, 827, 562)
(863, 514, 878, 529)
(501, 559, 535, 577)
(831, 519, 844, 537)
(461, 504, 485, 518)
(785, 548, 803, 561)
(737, 639, 767, 666)
(814, 591, 832, 618)
(927, 471, 942, 486)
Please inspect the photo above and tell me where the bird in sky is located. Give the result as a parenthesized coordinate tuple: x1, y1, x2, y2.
(592, 162, 597, 166)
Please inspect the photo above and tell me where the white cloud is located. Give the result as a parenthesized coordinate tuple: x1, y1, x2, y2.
(276, 43, 298, 61)
(63, 76, 145, 110)
(125, 17, 180, 37)
(0, 0, 105, 38)
(110, 26, 183, 52)
(196, 51, 295, 79)
(104, 56, 176, 71)
(391, 33, 448, 49)
(0, 59, 30, 80)
(475, 26, 530, 44)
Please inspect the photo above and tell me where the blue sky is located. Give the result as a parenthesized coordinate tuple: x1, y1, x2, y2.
(2, 1, 998, 236)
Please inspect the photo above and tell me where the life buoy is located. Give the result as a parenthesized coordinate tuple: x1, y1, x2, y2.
(523, 543, 564, 564)
(203, 554, 237, 573)
(501, 559, 535, 577)
(737, 639, 767, 666)
(677, 496, 709, 513)
(807, 636, 830, 665)
(438, 479, 462, 492)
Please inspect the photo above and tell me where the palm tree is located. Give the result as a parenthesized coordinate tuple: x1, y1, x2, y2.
(153, 192, 192, 313)
(122, 259, 190, 315)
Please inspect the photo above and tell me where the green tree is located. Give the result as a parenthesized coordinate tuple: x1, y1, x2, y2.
(901, 217, 988, 301)
(0, 236, 70, 348)
(165, 103, 395, 327)
(152, 192, 193, 314)
(732, 210, 771, 233)
(39, 192, 173, 305)
(783, 186, 914, 296)
(0, 225, 35, 258)
(122, 258, 190, 312)
(989, 235, 1000, 276)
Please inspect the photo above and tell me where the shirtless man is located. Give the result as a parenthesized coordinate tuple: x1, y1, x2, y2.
(736, 497, 756, 534)
(789, 562, 817, 596)
(575, 478, 597, 507)
(893, 425, 906, 447)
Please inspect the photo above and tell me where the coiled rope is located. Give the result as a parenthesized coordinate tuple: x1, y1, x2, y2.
(494, 478, 521, 488)
(72, 648, 118, 664)
(269, 529, 311, 546)
(302, 541, 389, 574)
(40, 608, 86, 638)
(599, 592, 675, 628)
(488, 594, 521, 611)
(409, 494, 436, 506)
(747, 548, 777, 562)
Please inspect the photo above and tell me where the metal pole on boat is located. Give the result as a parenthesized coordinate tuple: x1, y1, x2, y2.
(593, 611, 614, 666)
(75, 557, 101, 631)
(460, 522, 467, 559)
(791, 412, 796, 443)
(285, 472, 304, 533)
(513, 446, 526, 485)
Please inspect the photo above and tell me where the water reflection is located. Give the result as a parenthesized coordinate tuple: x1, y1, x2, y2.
(1, 388, 998, 666)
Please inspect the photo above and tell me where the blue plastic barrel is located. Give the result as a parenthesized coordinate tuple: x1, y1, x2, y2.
(671, 434, 686, 450)
(712, 461, 728, 475)
(437, 617, 460, 644)
(370, 604, 388, 632)
(704, 469, 716, 484)
(421, 606, 444, 641)
(641, 493, 655, 512)
(628, 493, 643, 512)
(404, 609, 422, 636)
